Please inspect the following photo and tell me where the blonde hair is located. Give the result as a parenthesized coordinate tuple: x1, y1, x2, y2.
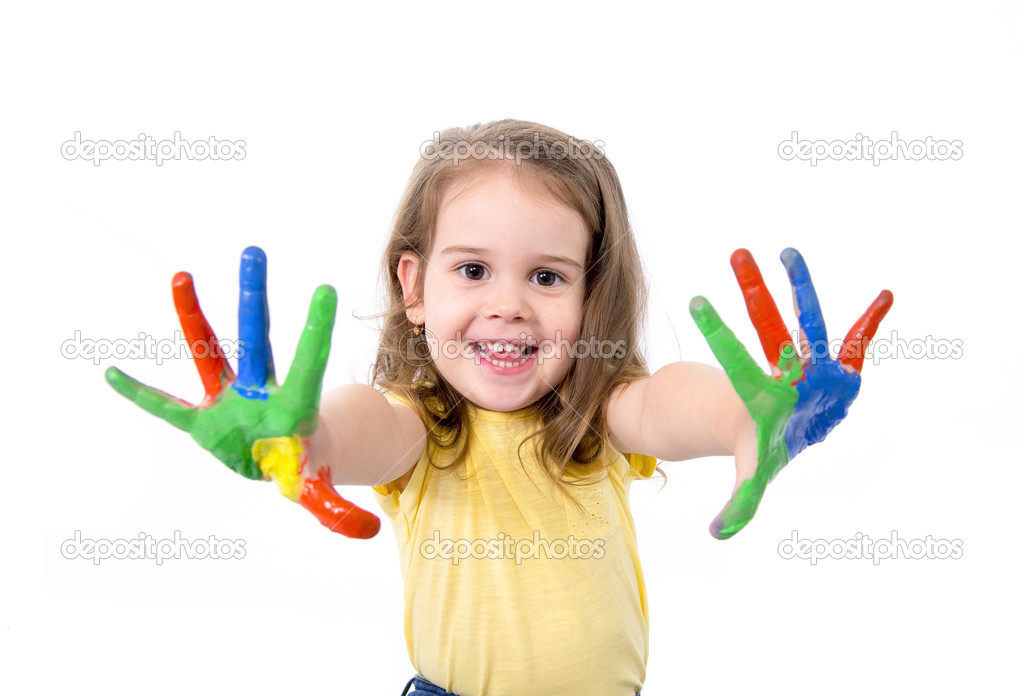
(370, 119, 653, 500)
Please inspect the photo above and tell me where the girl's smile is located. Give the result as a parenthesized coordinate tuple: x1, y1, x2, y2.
(473, 338, 538, 373)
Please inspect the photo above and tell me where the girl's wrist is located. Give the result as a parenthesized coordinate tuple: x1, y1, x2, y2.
(731, 414, 759, 479)
(303, 414, 337, 483)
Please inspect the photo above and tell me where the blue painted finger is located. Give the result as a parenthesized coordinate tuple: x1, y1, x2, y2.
(780, 248, 828, 358)
(235, 246, 275, 398)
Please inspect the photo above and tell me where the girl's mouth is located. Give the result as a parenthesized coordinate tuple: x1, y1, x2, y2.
(474, 341, 536, 368)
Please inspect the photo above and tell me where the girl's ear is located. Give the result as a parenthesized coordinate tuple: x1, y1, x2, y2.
(397, 251, 425, 324)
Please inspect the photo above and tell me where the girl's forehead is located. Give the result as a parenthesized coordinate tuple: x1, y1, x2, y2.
(433, 178, 589, 258)
(439, 165, 564, 210)
(440, 170, 581, 227)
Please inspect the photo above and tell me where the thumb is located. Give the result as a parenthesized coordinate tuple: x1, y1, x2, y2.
(251, 435, 308, 501)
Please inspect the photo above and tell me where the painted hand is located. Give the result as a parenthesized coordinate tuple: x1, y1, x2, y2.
(689, 248, 892, 540)
(105, 246, 380, 539)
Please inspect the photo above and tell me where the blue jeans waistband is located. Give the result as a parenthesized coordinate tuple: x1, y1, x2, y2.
(400, 674, 641, 695)
(401, 675, 455, 696)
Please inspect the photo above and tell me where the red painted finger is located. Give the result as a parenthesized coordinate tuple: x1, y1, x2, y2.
(299, 476, 381, 539)
(172, 272, 235, 403)
(837, 290, 894, 373)
(730, 249, 793, 367)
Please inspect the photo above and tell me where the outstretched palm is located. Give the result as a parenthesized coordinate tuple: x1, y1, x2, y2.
(690, 248, 892, 540)
(106, 246, 380, 539)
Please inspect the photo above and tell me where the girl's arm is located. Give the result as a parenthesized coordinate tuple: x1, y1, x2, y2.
(606, 362, 761, 488)
(308, 384, 427, 488)
(607, 362, 757, 460)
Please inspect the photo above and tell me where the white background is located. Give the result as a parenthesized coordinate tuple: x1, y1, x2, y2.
(2, 2, 1020, 694)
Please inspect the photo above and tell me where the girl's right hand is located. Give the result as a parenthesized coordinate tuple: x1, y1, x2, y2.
(105, 246, 380, 539)
(689, 248, 892, 540)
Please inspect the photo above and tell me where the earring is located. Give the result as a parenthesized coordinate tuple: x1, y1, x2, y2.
(413, 323, 424, 336)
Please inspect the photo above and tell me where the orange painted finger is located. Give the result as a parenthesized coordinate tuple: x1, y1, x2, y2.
(299, 476, 381, 539)
(837, 290, 894, 373)
(172, 271, 235, 402)
(730, 249, 793, 367)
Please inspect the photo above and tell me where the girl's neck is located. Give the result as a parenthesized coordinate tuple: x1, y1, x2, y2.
(465, 399, 541, 422)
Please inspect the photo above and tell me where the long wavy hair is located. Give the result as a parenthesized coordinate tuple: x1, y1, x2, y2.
(370, 119, 654, 501)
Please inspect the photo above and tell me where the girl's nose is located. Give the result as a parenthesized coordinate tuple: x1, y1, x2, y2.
(482, 284, 532, 321)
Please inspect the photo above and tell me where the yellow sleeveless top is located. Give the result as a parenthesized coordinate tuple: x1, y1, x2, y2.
(372, 391, 657, 696)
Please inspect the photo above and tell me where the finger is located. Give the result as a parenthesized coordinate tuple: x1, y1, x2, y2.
(838, 290, 894, 373)
(299, 477, 381, 539)
(235, 246, 275, 397)
(105, 366, 197, 433)
(730, 249, 794, 368)
(282, 285, 338, 410)
(780, 248, 828, 357)
(172, 272, 235, 402)
(253, 436, 304, 501)
(689, 296, 773, 406)
(709, 473, 768, 540)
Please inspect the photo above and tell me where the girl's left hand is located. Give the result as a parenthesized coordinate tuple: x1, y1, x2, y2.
(689, 248, 893, 539)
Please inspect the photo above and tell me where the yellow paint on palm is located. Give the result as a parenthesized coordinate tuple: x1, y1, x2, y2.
(252, 435, 305, 502)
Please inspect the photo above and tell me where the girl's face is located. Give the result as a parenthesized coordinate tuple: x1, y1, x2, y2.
(399, 169, 590, 412)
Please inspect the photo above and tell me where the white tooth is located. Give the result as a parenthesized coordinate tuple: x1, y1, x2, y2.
(480, 350, 527, 368)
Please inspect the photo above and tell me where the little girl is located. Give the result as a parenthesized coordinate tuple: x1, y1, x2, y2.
(106, 119, 892, 696)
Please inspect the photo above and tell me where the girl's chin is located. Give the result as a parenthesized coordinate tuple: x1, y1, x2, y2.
(461, 385, 541, 413)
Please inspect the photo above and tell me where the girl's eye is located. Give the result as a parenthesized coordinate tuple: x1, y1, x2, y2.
(532, 270, 563, 287)
(458, 264, 488, 281)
